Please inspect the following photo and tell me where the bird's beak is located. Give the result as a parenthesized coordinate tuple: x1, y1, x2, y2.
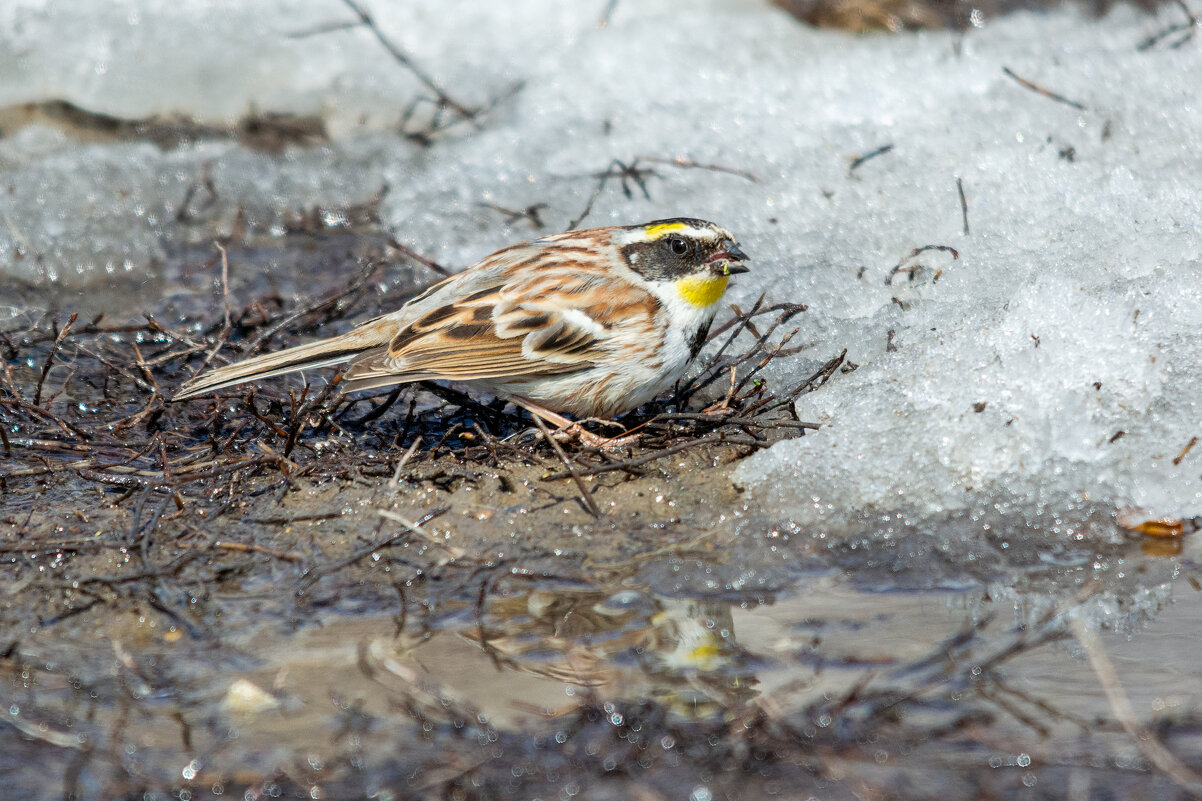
(708, 240, 750, 276)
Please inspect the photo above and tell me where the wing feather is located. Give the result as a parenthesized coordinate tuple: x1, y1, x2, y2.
(342, 267, 639, 392)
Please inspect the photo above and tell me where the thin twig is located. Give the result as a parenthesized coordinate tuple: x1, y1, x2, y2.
(1137, 0, 1199, 51)
(2, 396, 93, 441)
(239, 261, 382, 357)
(387, 236, 451, 277)
(651, 412, 820, 430)
(1172, 435, 1198, 466)
(347, 385, 405, 426)
(477, 202, 548, 229)
(533, 416, 601, 516)
(389, 436, 423, 490)
(210, 541, 302, 562)
(34, 313, 77, 407)
(956, 177, 970, 236)
(677, 302, 809, 405)
(638, 155, 760, 184)
(378, 508, 465, 558)
(849, 144, 894, 173)
(884, 245, 960, 286)
(597, 0, 620, 27)
(1002, 66, 1087, 111)
(296, 506, 449, 592)
(755, 349, 847, 415)
(340, 0, 477, 123)
(569, 159, 658, 229)
(542, 432, 757, 481)
(214, 242, 232, 330)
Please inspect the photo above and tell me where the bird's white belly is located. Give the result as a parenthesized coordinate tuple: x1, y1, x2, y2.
(491, 299, 716, 418)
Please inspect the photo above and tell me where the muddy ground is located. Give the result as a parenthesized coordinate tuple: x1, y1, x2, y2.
(3, 218, 1202, 801)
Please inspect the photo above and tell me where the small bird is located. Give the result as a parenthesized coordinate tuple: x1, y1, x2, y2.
(176, 218, 749, 443)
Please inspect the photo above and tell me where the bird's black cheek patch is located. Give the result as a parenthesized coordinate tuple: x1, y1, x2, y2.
(622, 242, 676, 280)
(622, 240, 710, 281)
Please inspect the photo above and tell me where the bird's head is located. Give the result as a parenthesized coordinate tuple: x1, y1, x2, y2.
(617, 218, 750, 308)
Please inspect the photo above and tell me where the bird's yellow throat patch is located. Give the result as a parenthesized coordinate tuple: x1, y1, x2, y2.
(675, 274, 729, 307)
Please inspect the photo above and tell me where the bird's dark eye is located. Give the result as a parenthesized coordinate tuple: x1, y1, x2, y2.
(668, 236, 691, 257)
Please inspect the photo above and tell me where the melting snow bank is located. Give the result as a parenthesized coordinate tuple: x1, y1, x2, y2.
(734, 267, 1202, 539)
(729, 8, 1202, 537)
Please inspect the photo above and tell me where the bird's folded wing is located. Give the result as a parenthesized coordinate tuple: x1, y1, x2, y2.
(343, 269, 624, 387)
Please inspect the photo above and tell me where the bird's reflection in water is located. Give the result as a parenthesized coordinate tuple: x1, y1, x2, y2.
(462, 585, 761, 719)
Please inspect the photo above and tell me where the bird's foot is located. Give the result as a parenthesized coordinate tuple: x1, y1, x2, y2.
(510, 397, 637, 450)
(555, 423, 639, 451)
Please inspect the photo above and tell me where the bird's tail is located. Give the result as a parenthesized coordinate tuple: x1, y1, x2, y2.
(174, 325, 391, 400)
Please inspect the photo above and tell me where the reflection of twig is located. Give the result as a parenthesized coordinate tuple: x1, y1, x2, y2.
(982, 673, 1093, 734)
(339, 0, 478, 124)
(475, 577, 506, 670)
(295, 505, 449, 591)
(584, 528, 720, 573)
(1069, 613, 1202, 795)
(378, 508, 465, 558)
(4, 709, 81, 750)
(1002, 66, 1087, 111)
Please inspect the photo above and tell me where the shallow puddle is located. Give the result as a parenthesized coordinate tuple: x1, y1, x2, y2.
(5, 534, 1202, 800)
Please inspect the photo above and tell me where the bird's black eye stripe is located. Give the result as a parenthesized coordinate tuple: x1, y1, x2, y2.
(668, 236, 690, 256)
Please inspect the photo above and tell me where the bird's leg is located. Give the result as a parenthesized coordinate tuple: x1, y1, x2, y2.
(509, 396, 638, 450)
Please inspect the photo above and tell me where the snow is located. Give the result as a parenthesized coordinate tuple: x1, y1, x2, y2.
(2, 0, 1201, 538)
